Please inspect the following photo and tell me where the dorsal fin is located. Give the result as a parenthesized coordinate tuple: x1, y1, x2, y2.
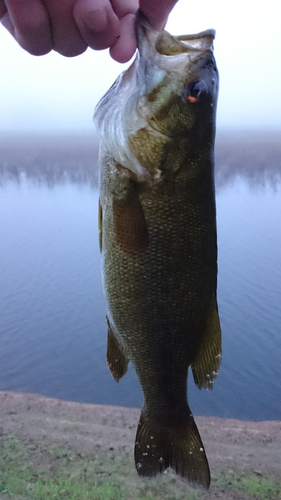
(191, 298, 222, 390)
(106, 317, 130, 382)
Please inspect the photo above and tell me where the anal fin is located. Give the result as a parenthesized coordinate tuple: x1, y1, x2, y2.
(106, 317, 129, 382)
(192, 297, 222, 390)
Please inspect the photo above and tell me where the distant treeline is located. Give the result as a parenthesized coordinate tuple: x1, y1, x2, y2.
(0, 131, 280, 189)
(215, 130, 281, 189)
(0, 133, 100, 187)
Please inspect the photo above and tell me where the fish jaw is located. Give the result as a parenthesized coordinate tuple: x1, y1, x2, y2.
(135, 9, 216, 110)
(94, 13, 219, 182)
(133, 11, 219, 150)
(136, 10, 215, 76)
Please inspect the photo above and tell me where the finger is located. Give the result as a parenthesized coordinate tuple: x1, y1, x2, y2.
(110, 0, 138, 18)
(1, 12, 15, 36)
(0, 1, 7, 18)
(41, 0, 87, 56)
(109, 13, 136, 63)
(139, 0, 178, 29)
(1, 0, 52, 55)
(73, 0, 120, 51)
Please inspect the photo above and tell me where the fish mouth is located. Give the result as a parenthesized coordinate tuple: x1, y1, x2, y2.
(136, 10, 215, 57)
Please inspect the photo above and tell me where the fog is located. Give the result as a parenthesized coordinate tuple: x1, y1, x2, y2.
(1, 0, 281, 132)
(1, 131, 280, 190)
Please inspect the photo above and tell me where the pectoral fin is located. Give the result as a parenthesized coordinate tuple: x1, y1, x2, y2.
(112, 181, 149, 254)
(191, 298, 222, 390)
(106, 317, 129, 382)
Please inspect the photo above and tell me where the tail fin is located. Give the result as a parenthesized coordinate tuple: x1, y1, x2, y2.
(134, 408, 210, 489)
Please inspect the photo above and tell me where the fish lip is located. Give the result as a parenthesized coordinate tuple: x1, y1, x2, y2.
(136, 9, 215, 56)
(177, 29, 216, 43)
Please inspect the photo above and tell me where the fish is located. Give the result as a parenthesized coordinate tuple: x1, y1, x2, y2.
(94, 11, 221, 490)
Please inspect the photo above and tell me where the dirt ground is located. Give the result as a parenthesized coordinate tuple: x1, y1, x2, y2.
(0, 391, 280, 498)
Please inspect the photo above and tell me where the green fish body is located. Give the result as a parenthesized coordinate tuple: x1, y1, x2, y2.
(94, 12, 221, 490)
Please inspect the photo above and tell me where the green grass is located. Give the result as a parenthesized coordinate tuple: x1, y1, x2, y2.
(0, 435, 280, 500)
(214, 470, 281, 500)
(230, 473, 281, 499)
(34, 478, 122, 500)
(0, 436, 123, 500)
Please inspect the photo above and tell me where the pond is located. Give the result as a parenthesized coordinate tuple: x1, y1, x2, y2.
(0, 133, 280, 421)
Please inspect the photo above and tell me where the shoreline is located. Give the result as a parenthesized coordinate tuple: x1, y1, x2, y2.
(1, 389, 278, 424)
(1, 390, 280, 473)
(0, 391, 280, 499)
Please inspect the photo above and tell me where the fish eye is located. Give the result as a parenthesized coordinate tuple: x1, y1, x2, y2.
(183, 80, 208, 103)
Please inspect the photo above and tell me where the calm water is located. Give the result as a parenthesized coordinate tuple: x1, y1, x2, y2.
(0, 135, 280, 421)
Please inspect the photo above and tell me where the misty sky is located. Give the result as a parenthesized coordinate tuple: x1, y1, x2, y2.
(1, 0, 280, 133)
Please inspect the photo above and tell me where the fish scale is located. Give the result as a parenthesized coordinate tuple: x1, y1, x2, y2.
(95, 10, 221, 490)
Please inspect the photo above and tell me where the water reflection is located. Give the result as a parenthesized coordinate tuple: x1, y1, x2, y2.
(1, 131, 280, 189)
(215, 131, 281, 190)
(0, 133, 100, 187)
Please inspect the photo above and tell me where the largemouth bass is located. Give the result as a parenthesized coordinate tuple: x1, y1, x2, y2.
(94, 11, 221, 490)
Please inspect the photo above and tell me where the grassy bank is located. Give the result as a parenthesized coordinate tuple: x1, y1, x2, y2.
(1, 434, 280, 500)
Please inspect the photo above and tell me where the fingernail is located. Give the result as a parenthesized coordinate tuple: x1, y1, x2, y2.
(84, 8, 108, 32)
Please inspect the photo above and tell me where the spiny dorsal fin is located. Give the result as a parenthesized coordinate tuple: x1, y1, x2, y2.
(134, 408, 210, 489)
(106, 317, 129, 382)
(191, 298, 222, 390)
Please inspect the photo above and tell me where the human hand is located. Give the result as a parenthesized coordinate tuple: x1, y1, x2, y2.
(110, 0, 178, 62)
(0, 0, 178, 62)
